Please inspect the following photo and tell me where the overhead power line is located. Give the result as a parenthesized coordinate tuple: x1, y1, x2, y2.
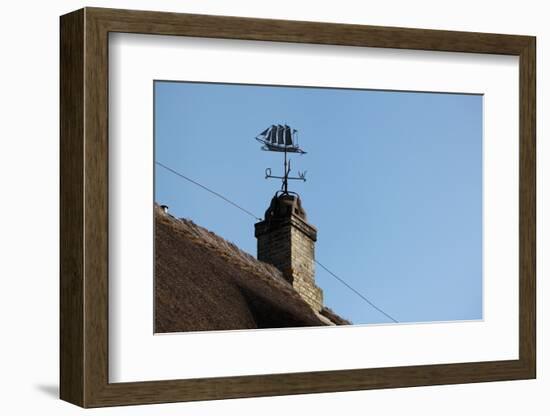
(156, 161, 262, 221)
(315, 260, 398, 323)
(156, 160, 398, 323)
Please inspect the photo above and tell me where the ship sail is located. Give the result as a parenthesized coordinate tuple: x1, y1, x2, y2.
(277, 125, 284, 145)
(268, 125, 277, 144)
(284, 125, 292, 146)
(258, 127, 269, 138)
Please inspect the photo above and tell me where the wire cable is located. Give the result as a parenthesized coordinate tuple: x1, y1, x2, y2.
(156, 160, 398, 323)
(155, 161, 262, 221)
(315, 259, 399, 323)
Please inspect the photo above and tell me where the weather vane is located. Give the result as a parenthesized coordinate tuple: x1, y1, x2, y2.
(255, 124, 307, 195)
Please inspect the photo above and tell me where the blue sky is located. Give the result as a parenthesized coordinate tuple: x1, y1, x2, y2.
(154, 80, 483, 325)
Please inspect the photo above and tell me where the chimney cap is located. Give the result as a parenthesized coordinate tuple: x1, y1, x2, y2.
(263, 193, 307, 221)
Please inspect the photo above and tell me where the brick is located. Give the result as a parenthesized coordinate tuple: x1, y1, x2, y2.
(255, 195, 323, 312)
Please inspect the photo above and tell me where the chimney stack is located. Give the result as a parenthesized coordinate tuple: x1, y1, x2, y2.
(255, 194, 323, 312)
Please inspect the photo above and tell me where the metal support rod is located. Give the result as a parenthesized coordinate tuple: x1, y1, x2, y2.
(283, 146, 288, 194)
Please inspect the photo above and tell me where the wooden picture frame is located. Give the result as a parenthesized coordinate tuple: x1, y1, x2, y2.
(60, 7, 536, 408)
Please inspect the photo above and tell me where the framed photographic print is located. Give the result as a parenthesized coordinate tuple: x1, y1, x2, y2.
(60, 7, 536, 408)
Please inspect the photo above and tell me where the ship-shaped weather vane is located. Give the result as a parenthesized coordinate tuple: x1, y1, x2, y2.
(255, 124, 307, 195)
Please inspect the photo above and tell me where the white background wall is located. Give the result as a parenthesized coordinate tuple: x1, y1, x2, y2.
(0, 0, 546, 414)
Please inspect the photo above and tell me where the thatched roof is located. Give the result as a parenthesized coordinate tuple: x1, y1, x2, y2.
(154, 205, 350, 333)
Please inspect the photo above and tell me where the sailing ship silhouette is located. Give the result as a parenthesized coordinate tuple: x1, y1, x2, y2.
(255, 124, 306, 154)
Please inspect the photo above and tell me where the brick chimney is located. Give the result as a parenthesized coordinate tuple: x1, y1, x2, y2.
(255, 194, 323, 312)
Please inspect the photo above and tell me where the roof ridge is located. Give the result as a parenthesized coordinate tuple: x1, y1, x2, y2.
(154, 205, 298, 296)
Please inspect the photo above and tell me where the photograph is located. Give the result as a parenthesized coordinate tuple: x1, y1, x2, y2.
(55, 5, 537, 409)
(153, 80, 483, 333)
